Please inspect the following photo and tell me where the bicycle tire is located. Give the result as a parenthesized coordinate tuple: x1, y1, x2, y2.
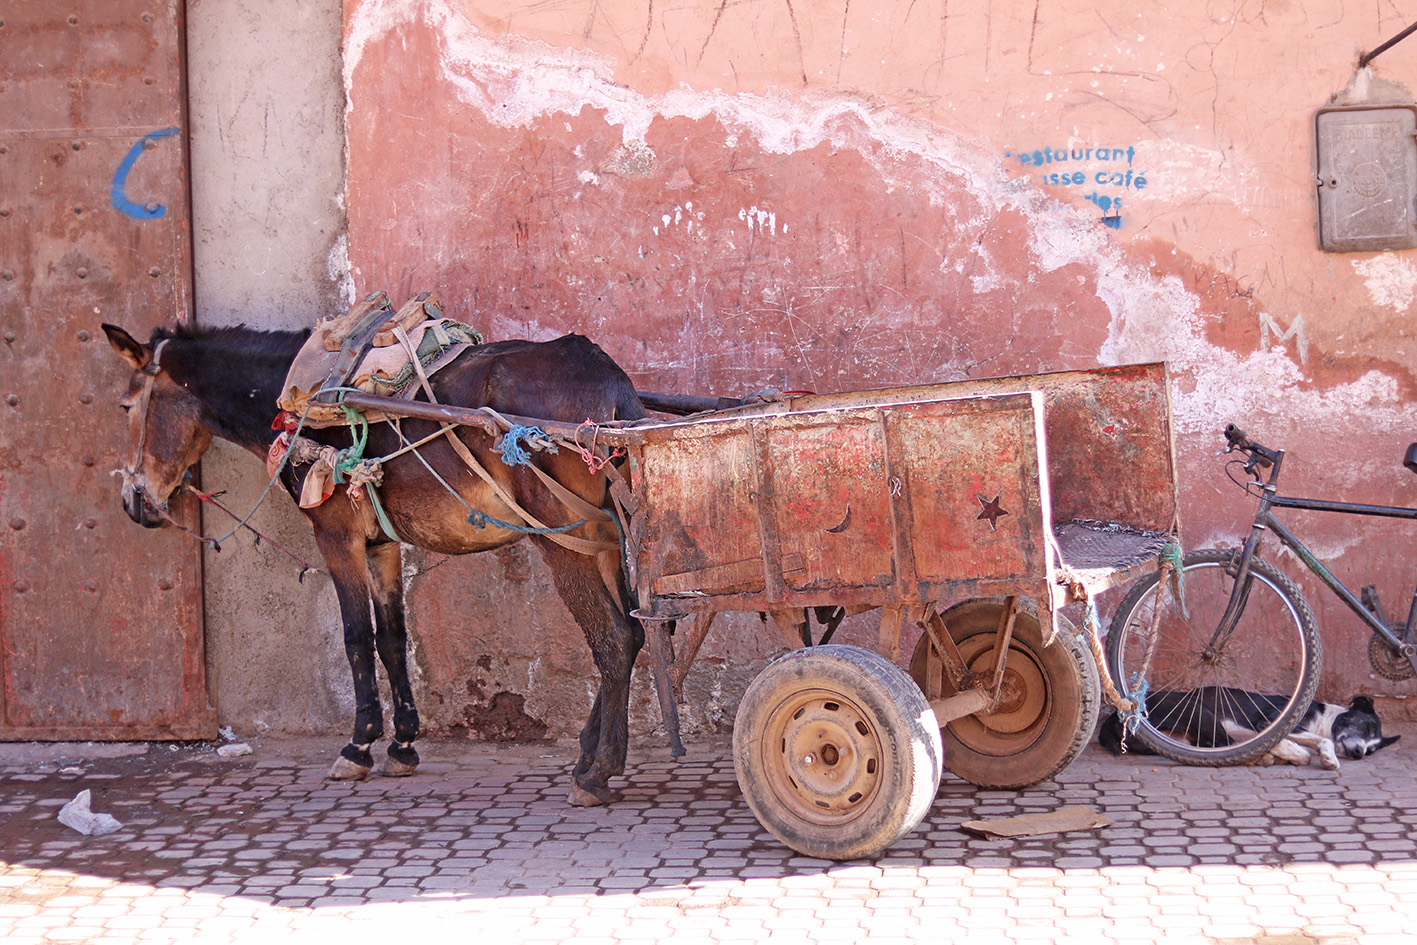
(1105, 548, 1321, 765)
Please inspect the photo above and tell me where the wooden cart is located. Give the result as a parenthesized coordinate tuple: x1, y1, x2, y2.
(617, 363, 1177, 858)
(347, 362, 1178, 859)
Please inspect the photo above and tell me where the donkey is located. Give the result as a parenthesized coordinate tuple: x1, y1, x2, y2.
(102, 321, 645, 806)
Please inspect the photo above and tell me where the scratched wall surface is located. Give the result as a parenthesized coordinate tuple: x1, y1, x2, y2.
(327, 0, 1417, 737)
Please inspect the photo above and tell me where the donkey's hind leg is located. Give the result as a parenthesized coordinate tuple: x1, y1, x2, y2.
(575, 693, 604, 779)
(369, 541, 420, 776)
(539, 541, 644, 806)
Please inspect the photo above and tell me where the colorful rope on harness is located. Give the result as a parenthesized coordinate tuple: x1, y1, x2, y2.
(496, 425, 557, 466)
(466, 509, 587, 535)
(326, 405, 401, 543)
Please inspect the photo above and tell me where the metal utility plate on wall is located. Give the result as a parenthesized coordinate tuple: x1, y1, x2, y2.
(1315, 104, 1417, 253)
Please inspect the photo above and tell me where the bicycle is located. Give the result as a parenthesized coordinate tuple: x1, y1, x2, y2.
(1103, 423, 1417, 765)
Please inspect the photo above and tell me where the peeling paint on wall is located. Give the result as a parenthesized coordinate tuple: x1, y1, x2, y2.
(1355, 253, 1417, 311)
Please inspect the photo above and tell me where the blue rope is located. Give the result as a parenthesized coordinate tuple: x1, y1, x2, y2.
(1083, 598, 1102, 636)
(1123, 677, 1150, 735)
(1083, 596, 1150, 739)
(1162, 541, 1187, 619)
(467, 510, 586, 535)
(497, 425, 556, 467)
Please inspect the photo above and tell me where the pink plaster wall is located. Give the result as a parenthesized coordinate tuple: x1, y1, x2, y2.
(341, 0, 1417, 735)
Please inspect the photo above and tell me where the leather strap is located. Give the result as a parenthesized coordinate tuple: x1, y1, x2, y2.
(390, 325, 616, 557)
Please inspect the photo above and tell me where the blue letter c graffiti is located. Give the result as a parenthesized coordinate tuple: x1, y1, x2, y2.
(111, 127, 180, 219)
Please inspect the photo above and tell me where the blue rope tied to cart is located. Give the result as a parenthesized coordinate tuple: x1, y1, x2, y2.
(1123, 677, 1150, 735)
(1078, 598, 1100, 652)
(1081, 597, 1149, 743)
(467, 509, 586, 535)
(1115, 542, 1181, 739)
(1161, 541, 1187, 618)
(497, 425, 557, 466)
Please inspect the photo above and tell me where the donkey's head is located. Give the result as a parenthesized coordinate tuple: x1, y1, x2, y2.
(102, 324, 214, 528)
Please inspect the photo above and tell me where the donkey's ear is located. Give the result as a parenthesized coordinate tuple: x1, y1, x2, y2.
(102, 324, 148, 370)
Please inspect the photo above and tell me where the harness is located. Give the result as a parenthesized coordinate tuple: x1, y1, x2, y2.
(270, 295, 622, 559)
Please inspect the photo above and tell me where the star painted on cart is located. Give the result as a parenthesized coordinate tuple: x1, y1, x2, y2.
(976, 494, 1009, 530)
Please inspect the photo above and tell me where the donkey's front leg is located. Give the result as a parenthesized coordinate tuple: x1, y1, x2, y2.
(317, 536, 384, 782)
(368, 541, 420, 776)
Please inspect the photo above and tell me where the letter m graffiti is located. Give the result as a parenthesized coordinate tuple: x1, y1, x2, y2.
(1259, 311, 1308, 365)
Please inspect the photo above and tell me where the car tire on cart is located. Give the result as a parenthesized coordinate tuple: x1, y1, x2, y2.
(733, 644, 943, 860)
(909, 598, 1099, 789)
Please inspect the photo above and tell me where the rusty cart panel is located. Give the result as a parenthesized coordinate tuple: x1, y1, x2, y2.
(627, 392, 1055, 619)
(624, 362, 1177, 623)
(689, 362, 1178, 534)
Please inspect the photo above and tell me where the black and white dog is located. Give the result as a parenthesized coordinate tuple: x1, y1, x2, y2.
(1099, 687, 1399, 769)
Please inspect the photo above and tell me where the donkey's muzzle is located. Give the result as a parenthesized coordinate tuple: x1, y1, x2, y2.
(122, 483, 170, 529)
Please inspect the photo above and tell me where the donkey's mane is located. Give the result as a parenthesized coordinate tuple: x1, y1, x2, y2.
(152, 322, 312, 447)
(151, 321, 309, 356)
(153, 323, 309, 376)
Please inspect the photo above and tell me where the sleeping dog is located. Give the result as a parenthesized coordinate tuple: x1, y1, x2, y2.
(1098, 687, 1399, 769)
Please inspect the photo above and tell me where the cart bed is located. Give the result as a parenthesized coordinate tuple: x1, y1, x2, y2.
(620, 362, 1177, 623)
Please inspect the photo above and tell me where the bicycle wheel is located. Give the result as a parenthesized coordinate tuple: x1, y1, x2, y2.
(1105, 548, 1321, 765)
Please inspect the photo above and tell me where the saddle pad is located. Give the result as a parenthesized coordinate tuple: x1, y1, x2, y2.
(277, 292, 482, 427)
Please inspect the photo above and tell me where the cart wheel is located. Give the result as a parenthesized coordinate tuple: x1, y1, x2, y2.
(909, 599, 1099, 789)
(733, 644, 942, 860)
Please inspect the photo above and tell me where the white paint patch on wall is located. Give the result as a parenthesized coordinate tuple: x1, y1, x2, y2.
(346, 0, 1012, 232)
(653, 202, 709, 237)
(1354, 254, 1417, 312)
(325, 233, 356, 306)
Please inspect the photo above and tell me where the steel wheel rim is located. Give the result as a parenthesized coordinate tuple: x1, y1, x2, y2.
(948, 636, 1050, 754)
(759, 688, 884, 827)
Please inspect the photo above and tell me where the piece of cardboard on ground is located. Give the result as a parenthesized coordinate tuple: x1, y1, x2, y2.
(960, 806, 1113, 839)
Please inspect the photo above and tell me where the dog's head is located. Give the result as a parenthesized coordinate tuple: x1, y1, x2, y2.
(1332, 696, 1401, 759)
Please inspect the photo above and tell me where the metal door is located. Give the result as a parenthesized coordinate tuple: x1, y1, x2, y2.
(0, 1, 213, 739)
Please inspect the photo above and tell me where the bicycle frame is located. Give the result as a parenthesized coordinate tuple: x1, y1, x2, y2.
(1216, 448, 1417, 675)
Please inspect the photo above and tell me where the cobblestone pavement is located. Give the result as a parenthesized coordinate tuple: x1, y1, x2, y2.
(2, 723, 1416, 945)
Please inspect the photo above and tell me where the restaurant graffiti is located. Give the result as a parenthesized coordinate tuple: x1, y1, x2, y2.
(1004, 144, 1148, 230)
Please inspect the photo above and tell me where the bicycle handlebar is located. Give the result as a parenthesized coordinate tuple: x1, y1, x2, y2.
(1223, 423, 1282, 470)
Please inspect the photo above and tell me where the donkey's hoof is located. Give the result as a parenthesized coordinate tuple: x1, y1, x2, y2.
(383, 742, 419, 777)
(567, 781, 611, 807)
(382, 758, 418, 778)
(328, 756, 373, 781)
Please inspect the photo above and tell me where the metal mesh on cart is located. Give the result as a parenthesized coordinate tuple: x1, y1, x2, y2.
(1052, 519, 1172, 591)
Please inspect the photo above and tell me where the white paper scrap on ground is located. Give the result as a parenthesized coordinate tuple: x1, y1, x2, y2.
(57, 789, 123, 836)
(217, 742, 253, 758)
(960, 806, 1113, 839)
